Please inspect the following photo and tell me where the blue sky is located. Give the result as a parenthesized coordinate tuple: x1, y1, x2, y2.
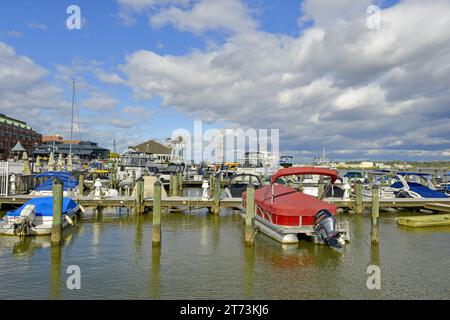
(1, 0, 449, 162)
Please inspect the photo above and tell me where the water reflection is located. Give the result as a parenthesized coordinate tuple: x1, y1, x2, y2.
(135, 215, 143, 259)
(211, 214, 220, 249)
(243, 246, 254, 299)
(49, 244, 62, 300)
(150, 245, 161, 299)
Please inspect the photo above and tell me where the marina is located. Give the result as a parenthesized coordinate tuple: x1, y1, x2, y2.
(1, 0, 450, 305)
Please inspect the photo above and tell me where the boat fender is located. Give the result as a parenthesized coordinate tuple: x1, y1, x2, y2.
(79, 205, 86, 213)
(64, 215, 75, 226)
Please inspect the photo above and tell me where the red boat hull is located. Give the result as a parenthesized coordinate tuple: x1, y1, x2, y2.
(243, 184, 336, 228)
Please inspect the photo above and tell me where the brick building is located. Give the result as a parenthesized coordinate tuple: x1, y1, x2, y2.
(0, 113, 42, 160)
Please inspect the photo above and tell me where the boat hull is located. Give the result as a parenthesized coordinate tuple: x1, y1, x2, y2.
(0, 206, 79, 236)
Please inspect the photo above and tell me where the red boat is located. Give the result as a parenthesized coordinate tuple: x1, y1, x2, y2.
(242, 167, 349, 248)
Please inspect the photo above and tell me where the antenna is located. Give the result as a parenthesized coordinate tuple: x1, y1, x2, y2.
(70, 79, 75, 156)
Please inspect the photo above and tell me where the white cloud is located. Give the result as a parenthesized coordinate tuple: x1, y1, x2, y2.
(81, 92, 119, 111)
(149, 0, 257, 34)
(117, 0, 450, 160)
(4, 30, 23, 38)
(27, 22, 48, 30)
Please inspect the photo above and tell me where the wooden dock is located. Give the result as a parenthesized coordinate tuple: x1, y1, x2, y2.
(2, 194, 450, 211)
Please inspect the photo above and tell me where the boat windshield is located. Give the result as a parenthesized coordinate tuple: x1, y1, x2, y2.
(120, 156, 150, 167)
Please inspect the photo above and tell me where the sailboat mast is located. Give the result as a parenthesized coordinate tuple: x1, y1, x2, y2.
(70, 79, 75, 156)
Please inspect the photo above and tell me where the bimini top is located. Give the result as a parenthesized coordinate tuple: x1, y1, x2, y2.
(7, 197, 79, 217)
(271, 167, 339, 185)
(35, 171, 78, 191)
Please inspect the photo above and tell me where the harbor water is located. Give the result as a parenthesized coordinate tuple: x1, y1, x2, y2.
(0, 200, 449, 300)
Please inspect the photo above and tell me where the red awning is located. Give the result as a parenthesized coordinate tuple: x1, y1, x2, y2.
(271, 166, 339, 185)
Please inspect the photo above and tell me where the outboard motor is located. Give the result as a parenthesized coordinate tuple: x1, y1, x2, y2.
(314, 209, 343, 249)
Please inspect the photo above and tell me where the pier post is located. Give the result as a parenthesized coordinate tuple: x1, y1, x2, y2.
(371, 185, 380, 245)
(132, 170, 136, 192)
(135, 180, 144, 214)
(210, 174, 215, 196)
(245, 185, 255, 246)
(355, 180, 363, 214)
(318, 176, 325, 199)
(170, 175, 178, 197)
(152, 181, 162, 245)
(51, 178, 63, 245)
(78, 174, 84, 196)
(212, 175, 221, 215)
(177, 172, 183, 195)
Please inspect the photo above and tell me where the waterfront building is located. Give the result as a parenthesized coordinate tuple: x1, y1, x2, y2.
(0, 113, 42, 160)
(129, 140, 172, 164)
(33, 137, 109, 160)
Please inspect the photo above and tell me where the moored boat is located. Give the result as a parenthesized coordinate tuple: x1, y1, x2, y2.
(242, 167, 349, 249)
(0, 197, 80, 236)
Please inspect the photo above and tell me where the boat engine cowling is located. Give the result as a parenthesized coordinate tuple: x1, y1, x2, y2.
(313, 209, 343, 249)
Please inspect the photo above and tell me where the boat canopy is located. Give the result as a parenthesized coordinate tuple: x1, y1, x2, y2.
(7, 197, 79, 217)
(35, 171, 78, 191)
(271, 167, 338, 185)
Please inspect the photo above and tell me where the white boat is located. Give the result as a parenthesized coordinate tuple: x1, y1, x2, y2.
(0, 197, 80, 236)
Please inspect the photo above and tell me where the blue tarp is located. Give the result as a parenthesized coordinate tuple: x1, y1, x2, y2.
(35, 172, 78, 191)
(7, 197, 79, 217)
(391, 182, 448, 198)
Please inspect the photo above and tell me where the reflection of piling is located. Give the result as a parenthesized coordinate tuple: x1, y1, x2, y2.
(150, 245, 161, 299)
(51, 178, 63, 245)
(49, 244, 62, 299)
(244, 245, 254, 299)
(212, 176, 221, 215)
(355, 180, 363, 214)
(152, 181, 162, 245)
(79, 174, 84, 196)
(371, 185, 380, 245)
(245, 186, 255, 246)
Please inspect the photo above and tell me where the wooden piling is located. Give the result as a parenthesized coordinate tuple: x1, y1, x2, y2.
(298, 176, 303, 192)
(355, 180, 363, 214)
(371, 184, 380, 245)
(245, 185, 255, 246)
(212, 175, 221, 215)
(131, 170, 136, 191)
(152, 181, 162, 245)
(78, 174, 84, 196)
(170, 175, 178, 197)
(135, 180, 144, 214)
(318, 176, 325, 199)
(177, 172, 183, 195)
(51, 178, 63, 245)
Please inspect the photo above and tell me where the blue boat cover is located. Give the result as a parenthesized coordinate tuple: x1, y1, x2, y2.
(391, 182, 448, 198)
(35, 172, 78, 191)
(396, 172, 432, 177)
(7, 197, 79, 217)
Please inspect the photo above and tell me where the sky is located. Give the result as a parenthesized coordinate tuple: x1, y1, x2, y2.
(0, 0, 449, 163)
